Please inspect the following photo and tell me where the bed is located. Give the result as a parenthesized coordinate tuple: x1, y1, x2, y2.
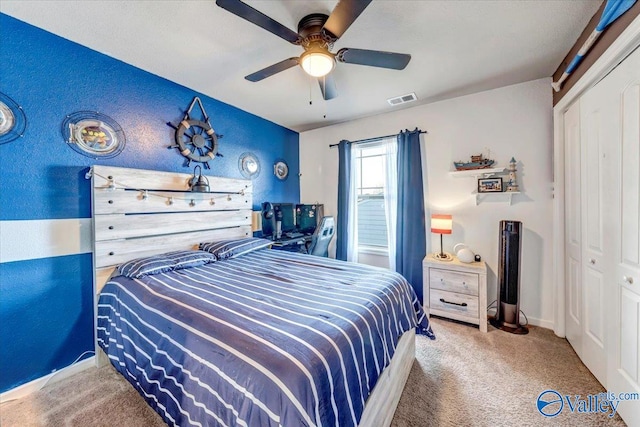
(90, 166, 433, 427)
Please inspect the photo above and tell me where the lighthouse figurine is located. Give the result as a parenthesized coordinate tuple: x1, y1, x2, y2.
(506, 157, 519, 192)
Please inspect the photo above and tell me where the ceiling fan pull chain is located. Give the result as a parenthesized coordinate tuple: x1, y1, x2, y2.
(322, 75, 327, 118)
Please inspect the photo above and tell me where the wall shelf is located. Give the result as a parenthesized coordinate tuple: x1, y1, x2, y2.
(450, 166, 521, 204)
(473, 191, 520, 205)
(449, 167, 506, 178)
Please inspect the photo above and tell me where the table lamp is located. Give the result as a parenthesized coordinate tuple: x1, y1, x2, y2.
(431, 214, 453, 261)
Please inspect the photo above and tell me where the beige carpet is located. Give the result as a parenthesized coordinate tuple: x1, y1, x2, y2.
(1, 318, 625, 426)
(392, 318, 625, 427)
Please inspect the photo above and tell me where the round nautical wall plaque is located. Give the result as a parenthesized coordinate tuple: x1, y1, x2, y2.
(238, 152, 261, 179)
(62, 111, 126, 158)
(273, 160, 289, 180)
(0, 92, 27, 145)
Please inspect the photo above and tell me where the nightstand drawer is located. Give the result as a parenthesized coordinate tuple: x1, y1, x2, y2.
(430, 289, 479, 319)
(430, 268, 478, 296)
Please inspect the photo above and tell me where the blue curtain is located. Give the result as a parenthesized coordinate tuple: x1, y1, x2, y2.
(396, 129, 426, 302)
(336, 140, 352, 261)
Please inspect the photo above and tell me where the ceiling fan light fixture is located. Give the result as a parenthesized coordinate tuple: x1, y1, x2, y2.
(300, 49, 335, 78)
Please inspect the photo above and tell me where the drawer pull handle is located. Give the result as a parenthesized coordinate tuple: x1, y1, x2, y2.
(440, 298, 467, 307)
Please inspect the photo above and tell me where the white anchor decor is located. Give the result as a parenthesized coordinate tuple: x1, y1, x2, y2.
(167, 97, 223, 169)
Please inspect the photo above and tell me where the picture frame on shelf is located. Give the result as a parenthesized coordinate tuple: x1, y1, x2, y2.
(478, 177, 502, 193)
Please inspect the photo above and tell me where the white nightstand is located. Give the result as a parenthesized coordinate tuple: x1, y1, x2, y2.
(423, 254, 488, 332)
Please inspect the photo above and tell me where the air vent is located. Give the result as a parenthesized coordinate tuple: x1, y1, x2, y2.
(387, 92, 417, 106)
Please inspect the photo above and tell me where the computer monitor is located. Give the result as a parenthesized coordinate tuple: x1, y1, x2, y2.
(296, 204, 324, 234)
(273, 203, 295, 234)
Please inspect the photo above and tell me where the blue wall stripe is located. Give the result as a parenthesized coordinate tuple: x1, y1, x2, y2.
(0, 254, 94, 392)
(0, 13, 301, 392)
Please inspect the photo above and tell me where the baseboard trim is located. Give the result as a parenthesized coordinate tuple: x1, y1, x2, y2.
(0, 356, 95, 403)
(526, 316, 554, 330)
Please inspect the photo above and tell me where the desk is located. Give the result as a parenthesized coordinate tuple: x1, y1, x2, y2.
(269, 235, 312, 253)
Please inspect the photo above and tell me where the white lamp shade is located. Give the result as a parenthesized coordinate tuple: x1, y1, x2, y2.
(431, 214, 453, 234)
(300, 51, 335, 77)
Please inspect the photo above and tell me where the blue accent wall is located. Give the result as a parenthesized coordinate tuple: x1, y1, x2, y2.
(0, 255, 94, 390)
(0, 14, 299, 220)
(0, 14, 299, 392)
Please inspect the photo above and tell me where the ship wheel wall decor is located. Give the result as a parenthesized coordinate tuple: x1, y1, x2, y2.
(167, 97, 223, 169)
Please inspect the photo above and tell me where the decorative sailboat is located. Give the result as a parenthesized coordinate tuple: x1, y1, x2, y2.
(453, 154, 495, 171)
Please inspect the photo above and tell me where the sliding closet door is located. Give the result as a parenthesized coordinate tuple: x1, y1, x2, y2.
(564, 101, 583, 355)
(607, 46, 640, 426)
(578, 77, 609, 386)
(561, 42, 640, 427)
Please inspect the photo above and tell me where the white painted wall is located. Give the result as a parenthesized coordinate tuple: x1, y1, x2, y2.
(299, 78, 554, 328)
(0, 219, 92, 263)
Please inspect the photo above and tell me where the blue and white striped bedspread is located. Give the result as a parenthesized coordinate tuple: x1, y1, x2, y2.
(97, 249, 434, 427)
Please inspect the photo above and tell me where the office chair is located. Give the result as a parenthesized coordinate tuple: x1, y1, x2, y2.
(307, 216, 335, 257)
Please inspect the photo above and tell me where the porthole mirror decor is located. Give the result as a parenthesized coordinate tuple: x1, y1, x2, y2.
(62, 111, 125, 158)
(0, 92, 27, 145)
(273, 160, 289, 180)
(167, 96, 223, 169)
(238, 152, 261, 179)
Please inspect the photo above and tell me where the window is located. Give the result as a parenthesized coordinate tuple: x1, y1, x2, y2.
(355, 143, 388, 249)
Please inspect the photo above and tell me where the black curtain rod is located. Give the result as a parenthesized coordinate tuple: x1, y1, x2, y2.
(329, 130, 427, 148)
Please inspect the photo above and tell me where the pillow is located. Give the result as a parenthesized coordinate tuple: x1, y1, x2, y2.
(199, 237, 272, 260)
(117, 254, 175, 279)
(117, 250, 215, 278)
(163, 250, 216, 269)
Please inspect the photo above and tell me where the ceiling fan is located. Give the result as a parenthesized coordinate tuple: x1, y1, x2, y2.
(215, 0, 411, 100)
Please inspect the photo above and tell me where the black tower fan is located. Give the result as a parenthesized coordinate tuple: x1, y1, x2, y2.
(490, 220, 528, 334)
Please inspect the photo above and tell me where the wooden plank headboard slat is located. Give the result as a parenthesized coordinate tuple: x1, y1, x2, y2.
(95, 210, 252, 241)
(93, 189, 251, 215)
(92, 165, 251, 193)
(94, 225, 253, 268)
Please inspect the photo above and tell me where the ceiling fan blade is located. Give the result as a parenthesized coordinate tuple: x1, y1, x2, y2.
(245, 57, 299, 82)
(318, 74, 338, 100)
(323, 0, 372, 39)
(216, 0, 301, 44)
(336, 48, 411, 70)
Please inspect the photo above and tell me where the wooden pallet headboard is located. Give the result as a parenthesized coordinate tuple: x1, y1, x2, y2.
(90, 165, 253, 292)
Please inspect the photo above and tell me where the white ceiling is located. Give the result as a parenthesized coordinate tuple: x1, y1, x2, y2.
(1, 0, 601, 132)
